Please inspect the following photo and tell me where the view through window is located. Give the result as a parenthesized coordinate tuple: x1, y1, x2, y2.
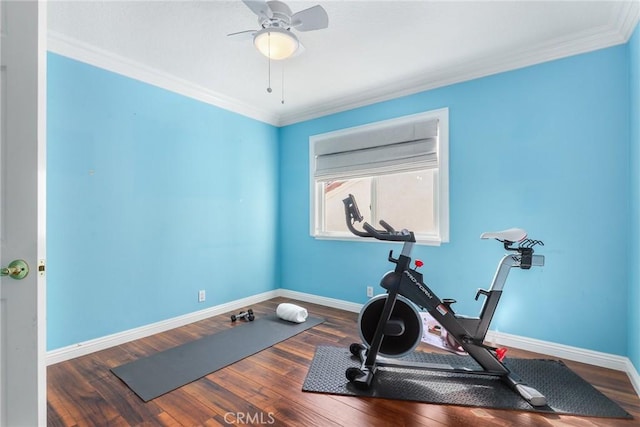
(310, 109, 448, 245)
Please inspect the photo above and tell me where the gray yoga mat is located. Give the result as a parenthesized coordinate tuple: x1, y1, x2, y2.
(112, 314, 324, 401)
(303, 346, 632, 419)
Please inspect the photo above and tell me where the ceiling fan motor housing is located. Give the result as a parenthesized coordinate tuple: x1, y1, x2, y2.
(260, 1, 293, 29)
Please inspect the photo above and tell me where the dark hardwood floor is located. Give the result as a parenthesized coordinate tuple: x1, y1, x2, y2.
(48, 297, 640, 426)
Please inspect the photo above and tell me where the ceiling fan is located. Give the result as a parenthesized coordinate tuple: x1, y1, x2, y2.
(228, 0, 329, 60)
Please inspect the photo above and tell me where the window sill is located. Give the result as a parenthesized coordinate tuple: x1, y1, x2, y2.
(312, 232, 444, 246)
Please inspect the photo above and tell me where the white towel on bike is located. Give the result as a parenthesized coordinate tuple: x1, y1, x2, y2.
(276, 303, 308, 323)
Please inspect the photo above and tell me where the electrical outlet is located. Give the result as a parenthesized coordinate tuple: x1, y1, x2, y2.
(198, 290, 206, 302)
(366, 286, 374, 297)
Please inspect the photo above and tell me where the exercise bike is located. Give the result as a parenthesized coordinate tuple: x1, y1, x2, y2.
(342, 194, 547, 407)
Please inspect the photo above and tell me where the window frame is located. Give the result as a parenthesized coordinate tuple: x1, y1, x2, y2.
(309, 108, 449, 245)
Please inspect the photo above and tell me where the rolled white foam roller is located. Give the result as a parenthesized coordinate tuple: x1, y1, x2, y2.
(276, 303, 308, 323)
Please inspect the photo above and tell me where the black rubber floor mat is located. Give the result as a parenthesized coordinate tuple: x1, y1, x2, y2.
(112, 315, 324, 401)
(302, 345, 632, 419)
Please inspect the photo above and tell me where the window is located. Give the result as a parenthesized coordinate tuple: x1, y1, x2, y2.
(309, 108, 449, 245)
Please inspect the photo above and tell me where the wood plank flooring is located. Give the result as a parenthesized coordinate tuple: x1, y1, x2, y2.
(47, 297, 640, 426)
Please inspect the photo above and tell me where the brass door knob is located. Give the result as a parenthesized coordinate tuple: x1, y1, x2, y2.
(1, 259, 29, 280)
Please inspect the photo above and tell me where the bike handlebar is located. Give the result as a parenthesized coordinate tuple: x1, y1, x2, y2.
(343, 194, 416, 242)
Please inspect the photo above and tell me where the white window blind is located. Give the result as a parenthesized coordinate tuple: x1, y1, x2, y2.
(309, 108, 449, 245)
(313, 118, 439, 180)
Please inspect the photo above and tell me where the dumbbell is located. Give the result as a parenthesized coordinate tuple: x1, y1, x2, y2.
(231, 308, 255, 322)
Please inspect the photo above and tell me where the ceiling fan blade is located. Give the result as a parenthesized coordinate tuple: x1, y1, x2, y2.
(291, 5, 328, 31)
(267, 1, 292, 17)
(242, 0, 273, 20)
(227, 29, 257, 40)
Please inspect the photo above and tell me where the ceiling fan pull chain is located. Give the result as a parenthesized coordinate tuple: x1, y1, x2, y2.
(281, 64, 285, 104)
(267, 32, 273, 93)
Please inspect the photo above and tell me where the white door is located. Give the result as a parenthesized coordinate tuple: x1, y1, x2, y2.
(0, 1, 47, 426)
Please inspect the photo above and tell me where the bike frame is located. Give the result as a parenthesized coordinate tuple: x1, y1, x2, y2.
(343, 194, 547, 407)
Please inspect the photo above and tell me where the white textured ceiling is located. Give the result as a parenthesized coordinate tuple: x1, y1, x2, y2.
(47, 1, 639, 126)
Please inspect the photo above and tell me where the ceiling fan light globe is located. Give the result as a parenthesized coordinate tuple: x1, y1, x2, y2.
(253, 28, 299, 60)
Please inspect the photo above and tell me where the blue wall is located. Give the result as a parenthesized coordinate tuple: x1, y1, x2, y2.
(48, 32, 638, 362)
(47, 53, 279, 350)
(629, 23, 640, 373)
(279, 45, 631, 356)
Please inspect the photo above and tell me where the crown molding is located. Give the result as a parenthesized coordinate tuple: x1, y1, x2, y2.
(48, 0, 638, 128)
(47, 31, 281, 126)
(617, 0, 640, 40)
(278, 1, 640, 126)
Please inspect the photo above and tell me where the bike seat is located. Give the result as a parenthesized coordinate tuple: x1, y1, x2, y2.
(480, 228, 527, 242)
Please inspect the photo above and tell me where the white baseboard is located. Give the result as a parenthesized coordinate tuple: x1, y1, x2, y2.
(484, 330, 630, 371)
(626, 358, 640, 397)
(45, 290, 279, 366)
(278, 290, 640, 396)
(484, 330, 640, 397)
(275, 289, 640, 396)
(276, 289, 363, 313)
(45, 289, 640, 399)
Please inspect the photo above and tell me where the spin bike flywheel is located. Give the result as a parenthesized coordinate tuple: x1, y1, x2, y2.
(358, 294, 423, 358)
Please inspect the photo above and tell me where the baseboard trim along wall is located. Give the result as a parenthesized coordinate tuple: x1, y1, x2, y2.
(46, 289, 640, 397)
(484, 330, 640, 397)
(45, 290, 280, 366)
(276, 289, 363, 313)
(626, 358, 640, 397)
(484, 330, 630, 371)
(277, 290, 640, 397)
